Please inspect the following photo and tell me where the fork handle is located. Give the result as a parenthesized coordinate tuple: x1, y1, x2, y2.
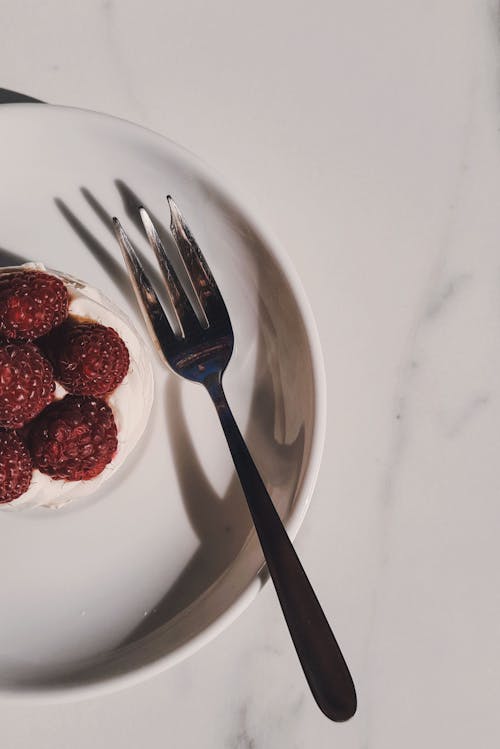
(205, 376, 357, 722)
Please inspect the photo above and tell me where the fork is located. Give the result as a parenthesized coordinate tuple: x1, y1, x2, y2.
(113, 197, 357, 722)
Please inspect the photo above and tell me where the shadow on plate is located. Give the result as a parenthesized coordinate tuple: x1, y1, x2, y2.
(0, 88, 42, 105)
(0, 247, 29, 266)
(55, 181, 306, 648)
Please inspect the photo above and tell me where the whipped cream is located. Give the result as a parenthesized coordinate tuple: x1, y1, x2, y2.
(0, 264, 154, 510)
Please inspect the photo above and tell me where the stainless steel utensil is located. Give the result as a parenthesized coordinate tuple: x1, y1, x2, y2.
(113, 197, 356, 722)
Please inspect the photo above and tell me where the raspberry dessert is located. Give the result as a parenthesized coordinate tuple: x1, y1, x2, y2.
(48, 321, 130, 396)
(29, 395, 118, 481)
(0, 270, 68, 340)
(0, 263, 154, 511)
(0, 342, 55, 428)
(0, 430, 32, 503)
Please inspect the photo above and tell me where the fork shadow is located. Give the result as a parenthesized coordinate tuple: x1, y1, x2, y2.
(55, 181, 306, 647)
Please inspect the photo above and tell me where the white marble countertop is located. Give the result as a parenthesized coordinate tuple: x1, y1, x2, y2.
(0, 0, 498, 746)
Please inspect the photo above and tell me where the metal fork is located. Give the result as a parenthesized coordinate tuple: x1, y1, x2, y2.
(113, 197, 356, 722)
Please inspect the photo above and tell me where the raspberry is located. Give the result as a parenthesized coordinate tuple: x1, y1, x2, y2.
(0, 270, 69, 340)
(0, 430, 32, 503)
(48, 321, 129, 396)
(0, 343, 55, 428)
(29, 395, 118, 480)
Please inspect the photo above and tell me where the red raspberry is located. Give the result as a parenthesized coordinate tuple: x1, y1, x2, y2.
(29, 395, 118, 481)
(49, 321, 130, 396)
(0, 343, 55, 428)
(0, 270, 69, 340)
(0, 430, 32, 503)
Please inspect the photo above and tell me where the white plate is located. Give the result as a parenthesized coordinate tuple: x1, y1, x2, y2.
(0, 104, 326, 699)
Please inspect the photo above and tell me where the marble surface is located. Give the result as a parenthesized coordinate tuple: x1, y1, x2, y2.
(0, 0, 498, 746)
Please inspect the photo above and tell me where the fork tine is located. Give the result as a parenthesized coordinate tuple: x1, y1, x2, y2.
(139, 207, 200, 336)
(112, 218, 177, 358)
(167, 196, 229, 323)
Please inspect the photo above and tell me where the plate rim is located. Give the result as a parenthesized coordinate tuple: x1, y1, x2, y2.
(0, 103, 327, 701)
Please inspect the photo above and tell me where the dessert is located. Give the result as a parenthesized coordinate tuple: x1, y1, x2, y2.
(0, 430, 32, 502)
(29, 395, 118, 481)
(0, 342, 55, 428)
(47, 321, 130, 396)
(0, 269, 68, 340)
(0, 263, 154, 510)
